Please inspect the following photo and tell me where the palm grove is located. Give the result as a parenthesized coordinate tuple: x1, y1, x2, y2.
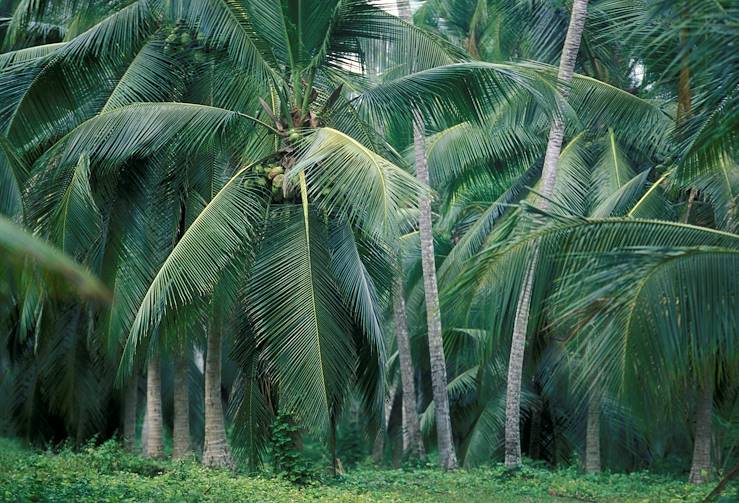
(0, 0, 736, 486)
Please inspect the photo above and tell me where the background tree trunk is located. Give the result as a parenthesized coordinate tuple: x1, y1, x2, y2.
(144, 355, 164, 458)
(585, 393, 601, 473)
(394, 272, 426, 461)
(123, 378, 138, 452)
(413, 116, 458, 470)
(202, 325, 234, 468)
(689, 385, 713, 484)
(504, 0, 589, 468)
(172, 352, 191, 459)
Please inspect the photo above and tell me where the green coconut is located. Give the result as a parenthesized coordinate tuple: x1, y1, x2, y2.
(180, 33, 192, 45)
(267, 166, 284, 180)
(273, 174, 285, 187)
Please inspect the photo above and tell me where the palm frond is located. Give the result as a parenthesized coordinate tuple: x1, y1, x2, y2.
(247, 203, 355, 435)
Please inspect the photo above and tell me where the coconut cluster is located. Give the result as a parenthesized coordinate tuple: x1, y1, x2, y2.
(163, 21, 207, 62)
(254, 164, 292, 203)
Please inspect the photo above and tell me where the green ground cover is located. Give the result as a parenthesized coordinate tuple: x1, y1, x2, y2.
(0, 438, 729, 502)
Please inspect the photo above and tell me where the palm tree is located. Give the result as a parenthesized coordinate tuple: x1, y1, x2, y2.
(393, 270, 426, 460)
(503, 0, 590, 469)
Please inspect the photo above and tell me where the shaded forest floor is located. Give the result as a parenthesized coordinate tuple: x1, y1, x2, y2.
(0, 438, 725, 502)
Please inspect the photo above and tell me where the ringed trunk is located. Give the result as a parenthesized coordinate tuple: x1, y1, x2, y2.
(202, 326, 234, 468)
(585, 393, 601, 474)
(504, 0, 589, 468)
(394, 271, 426, 460)
(413, 115, 458, 470)
(689, 385, 713, 484)
(144, 355, 164, 458)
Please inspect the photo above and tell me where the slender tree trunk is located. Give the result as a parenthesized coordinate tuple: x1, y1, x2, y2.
(585, 393, 601, 474)
(173, 352, 191, 459)
(399, 0, 456, 470)
(413, 116, 458, 470)
(202, 325, 234, 468)
(689, 385, 713, 484)
(372, 382, 398, 464)
(123, 378, 138, 452)
(394, 272, 426, 461)
(504, 0, 589, 468)
(144, 355, 164, 458)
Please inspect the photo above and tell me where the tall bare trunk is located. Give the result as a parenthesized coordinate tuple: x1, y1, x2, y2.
(144, 355, 164, 458)
(202, 326, 234, 468)
(399, 0, 456, 471)
(413, 116, 458, 470)
(372, 381, 398, 464)
(689, 385, 713, 484)
(123, 378, 138, 452)
(394, 272, 426, 460)
(173, 352, 191, 459)
(585, 393, 601, 473)
(504, 0, 589, 468)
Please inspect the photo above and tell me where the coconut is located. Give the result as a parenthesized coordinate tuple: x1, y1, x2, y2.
(287, 128, 301, 142)
(267, 166, 284, 180)
(180, 33, 192, 45)
(273, 174, 285, 187)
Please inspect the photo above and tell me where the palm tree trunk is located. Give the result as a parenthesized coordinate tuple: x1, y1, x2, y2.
(394, 272, 426, 460)
(585, 393, 601, 474)
(504, 0, 589, 468)
(399, 0, 455, 470)
(123, 378, 138, 452)
(413, 116, 458, 470)
(689, 385, 713, 484)
(202, 325, 234, 468)
(372, 381, 398, 464)
(144, 355, 164, 458)
(172, 352, 191, 459)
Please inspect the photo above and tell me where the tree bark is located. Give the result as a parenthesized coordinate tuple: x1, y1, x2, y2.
(172, 352, 191, 459)
(399, 0, 455, 471)
(202, 325, 234, 468)
(144, 355, 164, 458)
(413, 116, 458, 470)
(123, 378, 138, 452)
(689, 385, 713, 484)
(585, 393, 601, 474)
(394, 271, 426, 461)
(372, 381, 398, 464)
(504, 0, 589, 469)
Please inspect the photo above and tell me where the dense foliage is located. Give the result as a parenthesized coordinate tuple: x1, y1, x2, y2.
(0, 0, 736, 498)
(0, 439, 723, 502)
